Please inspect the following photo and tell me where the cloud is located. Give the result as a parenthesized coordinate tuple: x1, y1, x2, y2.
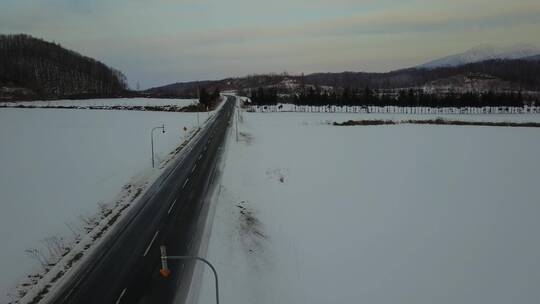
(147, 1, 539, 45)
(1, 0, 540, 88)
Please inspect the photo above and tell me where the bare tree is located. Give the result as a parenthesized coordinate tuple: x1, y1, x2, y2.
(65, 222, 81, 239)
(25, 248, 48, 270)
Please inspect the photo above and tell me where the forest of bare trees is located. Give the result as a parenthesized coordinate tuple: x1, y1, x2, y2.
(0, 34, 128, 100)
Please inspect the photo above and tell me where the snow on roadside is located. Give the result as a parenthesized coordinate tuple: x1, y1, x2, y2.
(0, 98, 197, 108)
(198, 111, 540, 304)
(0, 105, 216, 303)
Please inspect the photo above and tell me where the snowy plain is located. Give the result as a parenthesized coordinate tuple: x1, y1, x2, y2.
(0, 106, 212, 301)
(198, 111, 540, 304)
(0, 97, 198, 108)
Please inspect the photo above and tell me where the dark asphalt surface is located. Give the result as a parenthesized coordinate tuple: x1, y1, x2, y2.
(49, 96, 235, 304)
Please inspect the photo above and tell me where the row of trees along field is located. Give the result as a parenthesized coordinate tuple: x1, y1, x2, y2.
(198, 87, 221, 108)
(0, 34, 128, 98)
(249, 86, 531, 108)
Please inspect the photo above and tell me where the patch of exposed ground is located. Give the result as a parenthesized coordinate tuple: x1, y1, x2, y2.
(265, 168, 287, 184)
(238, 132, 253, 145)
(236, 201, 267, 255)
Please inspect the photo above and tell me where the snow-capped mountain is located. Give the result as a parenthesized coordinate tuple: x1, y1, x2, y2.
(524, 54, 540, 61)
(419, 44, 540, 69)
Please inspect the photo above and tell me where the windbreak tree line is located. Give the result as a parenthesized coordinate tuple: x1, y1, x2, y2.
(0, 34, 128, 98)
(249, 87, 279, 105)
(198, 87, 221, 109)
(249, 86, 530, 108)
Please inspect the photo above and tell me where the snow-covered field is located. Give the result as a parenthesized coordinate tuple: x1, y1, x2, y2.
(0, 98, 197, 108)
(198, 111, 540, 304)
(0, 106, 212, 301)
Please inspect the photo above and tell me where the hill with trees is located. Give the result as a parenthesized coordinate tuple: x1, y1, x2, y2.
(0, 34, 128, 101)
(303, 59, 540, 90)
(149, 58, 540, 96)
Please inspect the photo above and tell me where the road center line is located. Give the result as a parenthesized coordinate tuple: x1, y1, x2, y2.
(168, 199, 177, 214)
(191, 164, 197, 173)
(183, 178, 189, 188)
(115, 288, 127, 304)
(143, 231, 159, 257)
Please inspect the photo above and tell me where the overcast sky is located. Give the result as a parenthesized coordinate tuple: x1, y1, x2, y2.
(1, 0, 540, 88)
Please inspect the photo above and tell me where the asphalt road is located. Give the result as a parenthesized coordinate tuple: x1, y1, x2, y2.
(49, 96, 236, 304)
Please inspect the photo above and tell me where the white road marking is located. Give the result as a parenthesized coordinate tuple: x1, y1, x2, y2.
(115, 288, 127, 304)
(143, 231, 159, 257)
(65, 288, 75, 299)
(183, 178, 189, 188)
(198, 154, 202, 160)
(168, 199, 177, 214)
(191, 164, 197, 173)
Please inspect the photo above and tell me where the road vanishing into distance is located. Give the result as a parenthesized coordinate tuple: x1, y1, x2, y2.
(49, 96, 236, 304)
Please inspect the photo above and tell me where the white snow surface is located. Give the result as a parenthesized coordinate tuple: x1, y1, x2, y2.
(0, 106, 211, 302)
(198, 111, 540, 304)
(0, 98, 197, 108)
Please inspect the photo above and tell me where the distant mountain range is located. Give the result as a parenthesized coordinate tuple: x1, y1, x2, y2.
(148, 44, 540, 95)
(149, 57, 540, 96)
(419, 44, 540, 69)
(2, 35, 540, 102)
(524, 54, 540, 61)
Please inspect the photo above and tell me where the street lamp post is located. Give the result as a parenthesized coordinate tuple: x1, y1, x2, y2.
(159, 246, 219, 304)
(151, 124, 165, 168)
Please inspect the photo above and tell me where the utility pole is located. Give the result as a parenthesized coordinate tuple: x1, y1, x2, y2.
(237, 99, 241, 118)
(197, 86, 201, 128)
(233, 98, 240, 142)
(151, 124, 165, 168)
(235, 110, 239, 142)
